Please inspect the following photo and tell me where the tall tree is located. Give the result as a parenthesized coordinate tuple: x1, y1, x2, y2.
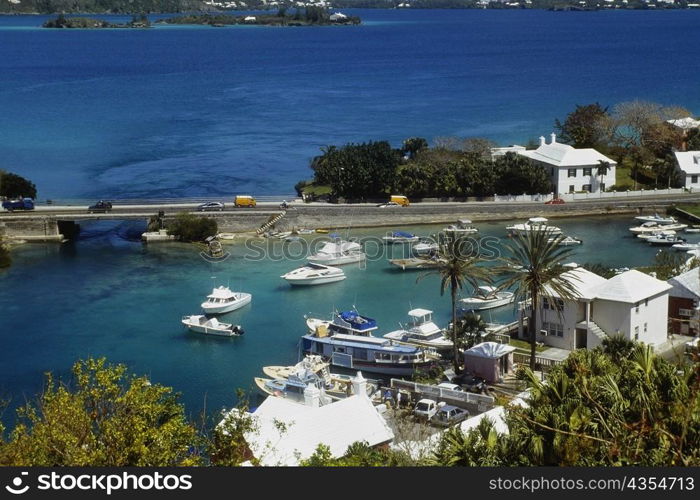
(0, 171, 37, 199)
(496, 230, 581, 370)
(493, 153, 551, 195)
(554, 102, 610, 149)
(418, 235, 491, 373)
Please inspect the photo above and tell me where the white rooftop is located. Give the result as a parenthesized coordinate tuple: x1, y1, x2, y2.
(546, 266, 607, 301)
(408, 308, 433, 318)
(518, 134, 617, 167)
(667, 117, 700, 130)
(590, 269, 672, 304)
(668, 267, 700, 300)
(675, 151, 700, 175)
(464, 341, 516, 359)
(238, 394, 393, 466)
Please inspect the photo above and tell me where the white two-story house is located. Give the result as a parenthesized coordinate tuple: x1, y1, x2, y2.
(674, 151, 700, 190)
(516, 133, 617, 195)
(520, 266, 671, 351)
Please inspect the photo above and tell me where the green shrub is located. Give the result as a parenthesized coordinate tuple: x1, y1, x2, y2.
(0, 244, 10, 269)
(167, 213, 217, 242)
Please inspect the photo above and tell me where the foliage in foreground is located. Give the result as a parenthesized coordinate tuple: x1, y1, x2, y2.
(0, 170, 37, 199)
(430, 338, 700, 466)
(0, 244, 10, 269)
(0, 358, 200, 466)
(167, 212, 218, 242)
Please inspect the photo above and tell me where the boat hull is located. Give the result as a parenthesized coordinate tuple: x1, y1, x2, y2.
(182, 323, 243, 337)
(459, 295, 514, 311)
(307, 253, 366, 266)
(285, 275, 346, 286)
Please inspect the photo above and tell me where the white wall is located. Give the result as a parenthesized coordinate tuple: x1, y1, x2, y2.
(591, 292, 668, 346)
(553, 165, 616, 195)
(534, 301, 582, 350)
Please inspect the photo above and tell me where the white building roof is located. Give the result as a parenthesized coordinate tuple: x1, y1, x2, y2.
(667, 117, 700, 130)
(518, 134, 616, 168)
(668, 267, 700, 300)
(590, 269, 672, 304)
(240, 394, 394, 466)
(459, 391, 529, 435)
(546, 266, 607, 301)
(675, 151, 700, 176)
(464, 341, 516, 359)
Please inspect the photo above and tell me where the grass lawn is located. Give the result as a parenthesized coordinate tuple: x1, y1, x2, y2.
(615, 164, 653, 191)
(509, 338, 548, 353)
(677, 204, 700, 218)
(301, 183, 332, 196)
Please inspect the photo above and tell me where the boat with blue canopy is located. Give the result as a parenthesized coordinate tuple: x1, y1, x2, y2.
(382, 231, 420, 243)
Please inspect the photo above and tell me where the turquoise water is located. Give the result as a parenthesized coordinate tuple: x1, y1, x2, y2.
(1, 215, 696, 423)
(0, 9, 699, 199)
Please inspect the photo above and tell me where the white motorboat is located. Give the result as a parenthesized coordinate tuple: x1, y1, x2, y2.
(672, 242, 700, 251)
(629, 221, 687, 234)
(506, 217, 562, 236)
(637, 230, 676, 240)
(182, 315, 244, 337)
(685, 228, 700, 234)
(306, 309, 379, 337)
(201, 286, 252, 315)
(459, 286, 515, 311)
(281, 263, 346, 286)
(635, 213, 678, 224)
(383, 308, 453, 352)
(382, 231, 420, 243)
(307, 240, 366, 265)
(647, 234, 686, 246)
(442, 219, 478, 235)
(548, 235, 582, 246)
(413, 239, 438, 256)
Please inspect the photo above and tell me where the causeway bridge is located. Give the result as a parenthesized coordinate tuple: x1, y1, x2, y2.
(2, 193, 700, 242)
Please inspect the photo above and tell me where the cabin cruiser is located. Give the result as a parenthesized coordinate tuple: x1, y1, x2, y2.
(301, 330, 439, 377)
(201, 286, 252, 315)
(383, 308, 453, 352)
(442, 219, 478, 235)
(412, 239, 438, 256)
(672, 242, 700, 251)
(459, 286, 514, 311)
(280, 263, 346, 286)
(635, 213, 678, 224)
(257, 355, 379, 401)
(307, 240, 365, 265)
(629, 221, 687, 234)
(306, 310, 379, 337)
(382, 231, 420, 243)
(548, 235, 582, 246)
(637, 230, 676, 240)
(181, 315, 244, 337)
(506, 217, 562, 236)
(389, 256, 443, 270)
(647, 234, 686, 246)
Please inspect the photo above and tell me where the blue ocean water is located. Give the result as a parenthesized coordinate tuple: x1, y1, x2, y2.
(0, 9, 699, 199)
(0, 215, 694, 424)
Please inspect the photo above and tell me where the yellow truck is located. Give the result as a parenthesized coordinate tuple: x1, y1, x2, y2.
(390, 195, 410, 207)
(234, 195, 256, 208)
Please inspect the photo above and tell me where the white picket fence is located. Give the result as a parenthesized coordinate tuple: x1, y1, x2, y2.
(494, 188, 688, 203)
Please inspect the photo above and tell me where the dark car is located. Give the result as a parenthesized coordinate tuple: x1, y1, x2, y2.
(2, 198, 34, 211)
(198, 202, 225, 212)
(544, 198, 565, 205)
(88, 201, 113, 213)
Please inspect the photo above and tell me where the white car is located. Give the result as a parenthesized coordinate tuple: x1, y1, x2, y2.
(437, 382, 462, 392)
(413, 399, 439, 420)
(376, 202, 400, 208)
(198, 202, 225, 212)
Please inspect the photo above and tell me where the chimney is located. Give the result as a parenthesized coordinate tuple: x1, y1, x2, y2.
(539, 136, 545, 147)
(550, 133, 557, 144)
(303, 384, 321, 408)
(351, 371, 367, 398)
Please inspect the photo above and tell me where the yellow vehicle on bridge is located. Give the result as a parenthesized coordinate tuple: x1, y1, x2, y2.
(234, 195, 256, 208)
(390, 195, 410, 207)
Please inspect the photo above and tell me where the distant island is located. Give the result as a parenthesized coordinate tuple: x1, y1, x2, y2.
(158, 8, 361, 26)
(43, 14, 151, 28)
(2, 0, 699, 15)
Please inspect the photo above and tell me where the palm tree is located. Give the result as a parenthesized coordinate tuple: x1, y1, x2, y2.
(597, 160, 611, 195)
(418, 235, 491, 373)
(496, 230, 582, 371)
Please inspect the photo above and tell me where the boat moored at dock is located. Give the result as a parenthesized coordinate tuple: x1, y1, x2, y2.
(383, 308, 453, 352)
(281, 263, 346, 286)
(182, 315, 244, 337)
(506, 217, 562, 236)
(201, 286, 252, 315)
(459, 286, 514, 311)
(307, 240, 366, 266)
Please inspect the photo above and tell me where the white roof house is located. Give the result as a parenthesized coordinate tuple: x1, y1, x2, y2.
(516, 134, 617, 194)
(464, 341, 516, 359)
(668, 267, 700, 300)
(667, 117, 700, 131)
(527, 265, 671, 351)
(675, 151, 700, 189)
(229, 378, 394, 466)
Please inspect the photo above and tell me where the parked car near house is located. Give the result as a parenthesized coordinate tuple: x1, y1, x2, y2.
(544, 197, 565, 205)
(432, 405, 470, 427)
(413, 398, 440, 420)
